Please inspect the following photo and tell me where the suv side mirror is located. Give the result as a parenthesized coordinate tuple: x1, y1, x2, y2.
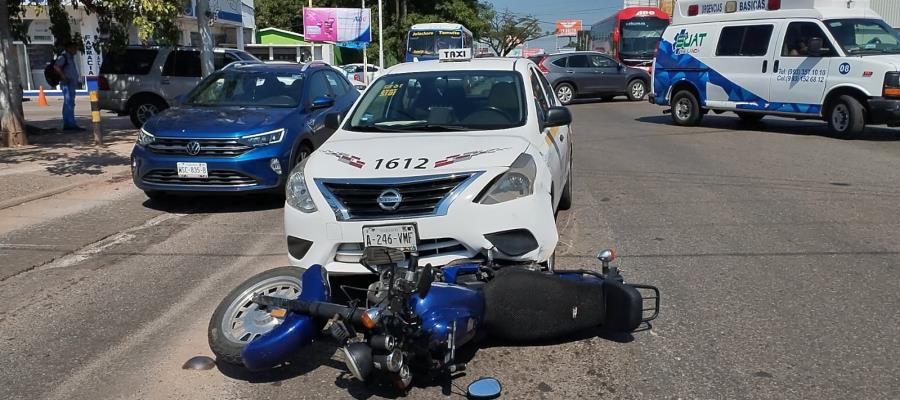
(545, 106, 572, 127)
(808, 37, 824, 57)
(311, 96, 335, 110)
(324, 112, 342, 130)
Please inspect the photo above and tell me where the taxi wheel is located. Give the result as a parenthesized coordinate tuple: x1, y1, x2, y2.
(626, 79, 646, 101)
(827, 95, 866, 138)
(208, 266, 304, 366)
(556, 83, 576, 105)
(670, 90, 703, 126)
(558, 161, 573, 211)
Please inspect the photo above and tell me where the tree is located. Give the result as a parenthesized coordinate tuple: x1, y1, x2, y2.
(477, 7, 545, 57)
(2, 0, 183, 147)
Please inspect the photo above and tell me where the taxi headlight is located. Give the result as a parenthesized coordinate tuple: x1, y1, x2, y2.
(477, 153, 536, 205)
(286, 159, 317, 213)
(137, 128, 156, 146)
(239, 128, 285, 147)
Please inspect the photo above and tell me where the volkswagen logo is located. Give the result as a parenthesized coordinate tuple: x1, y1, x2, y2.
(185, 141, 201, 156)
(377, 189, 402, 211)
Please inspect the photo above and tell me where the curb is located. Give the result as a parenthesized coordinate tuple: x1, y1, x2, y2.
(0, 170, 131, 211)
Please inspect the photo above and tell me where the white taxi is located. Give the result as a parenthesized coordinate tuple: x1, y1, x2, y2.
(284, 49, 574, 274)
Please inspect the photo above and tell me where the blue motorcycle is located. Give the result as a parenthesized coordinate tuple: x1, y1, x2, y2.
(208, 247, 659, 395)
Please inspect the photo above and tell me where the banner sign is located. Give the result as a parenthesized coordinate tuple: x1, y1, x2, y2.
(303, 7, 371, 43)
(556, 19, 583, 37)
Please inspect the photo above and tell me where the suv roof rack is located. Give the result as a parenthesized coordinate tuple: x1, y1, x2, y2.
(301, 60, 331, 72)
(222, 60, 264, 70)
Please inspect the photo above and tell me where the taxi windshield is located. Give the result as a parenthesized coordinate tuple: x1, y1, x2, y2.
(346, 71, 526, 132)
(825, 19, 900, 55)
(186, 71, 304, 108)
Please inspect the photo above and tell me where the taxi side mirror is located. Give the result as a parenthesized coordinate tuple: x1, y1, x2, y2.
(545, 106, 572, 127)
(324, 112, 342, 130)
(808, 37, 824, 57)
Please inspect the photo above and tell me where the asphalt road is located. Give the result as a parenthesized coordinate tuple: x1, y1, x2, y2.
(1, 100, 898, 399)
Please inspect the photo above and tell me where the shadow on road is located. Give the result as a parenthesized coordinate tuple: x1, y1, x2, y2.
(0, 127, 134, 176)
(635, 114, 900, 141)
(141, 193, 286, 213)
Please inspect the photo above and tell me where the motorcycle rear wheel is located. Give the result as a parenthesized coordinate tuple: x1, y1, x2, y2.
(208, 266, 304, 366)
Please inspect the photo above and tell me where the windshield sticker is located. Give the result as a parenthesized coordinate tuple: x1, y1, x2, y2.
(379, 84, 401, 97)
(323, 150, 366, 169)
(411, 31, 434, 37)
(434, 148, 509, 168)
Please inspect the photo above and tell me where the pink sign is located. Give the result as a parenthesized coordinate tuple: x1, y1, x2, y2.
(303, 7, 371, 43)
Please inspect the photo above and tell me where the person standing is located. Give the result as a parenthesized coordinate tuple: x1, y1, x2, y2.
(53, 41, 84, 131)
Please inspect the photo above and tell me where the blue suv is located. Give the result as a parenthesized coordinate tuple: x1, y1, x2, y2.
(131, 62, 358, 198)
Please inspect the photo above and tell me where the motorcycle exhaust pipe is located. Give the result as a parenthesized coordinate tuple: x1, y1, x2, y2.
(373, 348, 403, 373)
(370, 334, 396, 351)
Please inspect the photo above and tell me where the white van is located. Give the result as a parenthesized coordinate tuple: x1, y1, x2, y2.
(649, 0, 900, 136)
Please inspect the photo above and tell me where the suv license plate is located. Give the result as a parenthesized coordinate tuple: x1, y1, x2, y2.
(363, 224, 417, 252)
(176, 162, 208, 178)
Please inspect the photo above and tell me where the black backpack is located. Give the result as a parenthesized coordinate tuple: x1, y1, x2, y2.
(44, 54, 67, 87)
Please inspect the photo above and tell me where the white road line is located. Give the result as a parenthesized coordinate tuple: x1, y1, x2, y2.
(36, 212, 187, 271)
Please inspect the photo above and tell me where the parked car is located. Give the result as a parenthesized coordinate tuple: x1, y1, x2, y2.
(98, 46, 260, 128)
(283, 51, 573, 274)
(339, 63, 380, 84)
(131, 62, 359, 199)
(534, 51, 651, 105)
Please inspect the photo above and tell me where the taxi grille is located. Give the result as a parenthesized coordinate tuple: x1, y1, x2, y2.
(142, 169, 257, 186)
(335, 238, 468, 263)
(317, 172, 480, 221)
(148, 138, 252, 157)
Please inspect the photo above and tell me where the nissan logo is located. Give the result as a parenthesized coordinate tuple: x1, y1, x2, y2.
(377, 189, 402, 211)
(185, 141, 201, 156)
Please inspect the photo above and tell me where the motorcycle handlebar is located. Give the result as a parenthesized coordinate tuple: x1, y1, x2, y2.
(253, 294, 369, 327)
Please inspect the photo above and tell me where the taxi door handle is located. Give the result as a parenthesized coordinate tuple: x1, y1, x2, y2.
(559, 134, 565, 141)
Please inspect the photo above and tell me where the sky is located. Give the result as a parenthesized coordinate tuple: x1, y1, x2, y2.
(484, 0, 626, 51)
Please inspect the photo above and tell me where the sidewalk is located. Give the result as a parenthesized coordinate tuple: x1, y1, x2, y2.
(0, 98, 136, 209)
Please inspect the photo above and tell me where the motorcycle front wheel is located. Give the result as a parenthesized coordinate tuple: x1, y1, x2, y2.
(208, 266, 304, 366)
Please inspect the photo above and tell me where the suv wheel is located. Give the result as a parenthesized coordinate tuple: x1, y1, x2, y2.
(555, 83, 576, 105)
(626, 79, 646, 101)
(130, 96, 167, 128)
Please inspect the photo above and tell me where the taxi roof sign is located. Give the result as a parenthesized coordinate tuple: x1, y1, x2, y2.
(438, 48, 472, 62)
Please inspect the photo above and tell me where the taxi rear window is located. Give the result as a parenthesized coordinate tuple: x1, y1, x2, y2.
(346, 71, 527, 132)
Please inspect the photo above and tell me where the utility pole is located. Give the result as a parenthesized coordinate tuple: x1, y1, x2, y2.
(378, 0, 384, 70)
(197, 0, 215, 77)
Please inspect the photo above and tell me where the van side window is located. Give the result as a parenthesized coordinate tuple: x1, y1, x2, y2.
(782, 22, 836, 57)
(716, 25, 774, 56)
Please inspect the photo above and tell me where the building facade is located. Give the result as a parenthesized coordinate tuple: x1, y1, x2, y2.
(13, 0, 256, 96)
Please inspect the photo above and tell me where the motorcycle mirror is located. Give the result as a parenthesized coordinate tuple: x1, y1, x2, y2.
(467, 377, 502, 399)
(416, 264, 434, 298)
(597, 249, 615, 263)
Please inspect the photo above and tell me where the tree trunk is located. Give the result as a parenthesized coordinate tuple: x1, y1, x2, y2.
(0, 0, 28, 147)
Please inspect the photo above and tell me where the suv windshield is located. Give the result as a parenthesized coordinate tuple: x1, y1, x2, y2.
(186, 70, 304, 108)
(825, 19, 900, 55)
(346, 71, 526, 132)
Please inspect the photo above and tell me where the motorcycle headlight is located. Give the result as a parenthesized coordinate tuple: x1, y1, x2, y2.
(286, 159, 317, 213)
(477, 153, 537, 205)
(137, 128, 156, 146)
(239, 128, 285, 147)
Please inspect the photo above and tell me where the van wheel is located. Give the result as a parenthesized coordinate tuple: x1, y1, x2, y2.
(670, 91, 703, 126)
(626, 79, 646, 101)
(736, 112, 764, 124)
(555, 83, 576, 105)
(827, 95, 866, 137)
(129, 96, 167, 128)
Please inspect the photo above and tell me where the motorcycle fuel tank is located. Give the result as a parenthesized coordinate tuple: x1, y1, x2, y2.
(411, 282, 485, 347)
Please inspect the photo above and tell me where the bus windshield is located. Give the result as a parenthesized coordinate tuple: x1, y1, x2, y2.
(619, 18, 668, 60)
(407, 31, 464, 56)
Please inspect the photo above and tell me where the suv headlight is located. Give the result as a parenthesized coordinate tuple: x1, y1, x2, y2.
(137, 128, 156, 146)
(239, 128, 285, 147)
(477, 153, 537, 205)
(286, 159, 317, 213)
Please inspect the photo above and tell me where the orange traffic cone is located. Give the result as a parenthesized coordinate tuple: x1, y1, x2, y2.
(38, 86, 49, 106)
